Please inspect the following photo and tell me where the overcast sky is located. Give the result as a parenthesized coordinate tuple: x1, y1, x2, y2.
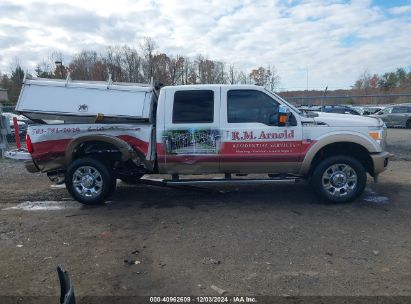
(0, 0, 410, 90)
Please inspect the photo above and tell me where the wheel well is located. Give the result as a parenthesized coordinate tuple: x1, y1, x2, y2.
(72, 141, 123, 164)
(309, 142, 374, 176)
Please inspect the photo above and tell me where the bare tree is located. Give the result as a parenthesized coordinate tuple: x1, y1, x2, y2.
(141, 37, 157, 82)
(168, 55, 184, 85)
(122, 45, 143, 83)
(249, 65, 280, 90)
(69, 50, 99, 80)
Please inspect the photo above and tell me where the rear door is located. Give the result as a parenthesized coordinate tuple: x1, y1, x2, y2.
(219, 87, 302, 174)
(162, 87, 221, 174)
(390, 106, 409, 126)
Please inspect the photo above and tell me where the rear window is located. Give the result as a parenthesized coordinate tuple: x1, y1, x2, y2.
(172, 90, 214, 123)
(392, 106, 411, 114)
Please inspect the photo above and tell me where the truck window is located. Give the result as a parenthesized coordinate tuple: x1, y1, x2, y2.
(172, 90, 214, 123)
(227, 90, 279, 125)
(392, 106, 409, 114)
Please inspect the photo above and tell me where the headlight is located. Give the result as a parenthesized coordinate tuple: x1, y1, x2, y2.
(368, 131, 382, 140)
(368, 126, 385, 148)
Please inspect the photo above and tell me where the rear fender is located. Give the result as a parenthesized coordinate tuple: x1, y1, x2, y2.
(65, 134, 134, 165)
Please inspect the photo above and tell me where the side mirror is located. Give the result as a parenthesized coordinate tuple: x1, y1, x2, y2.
(278, 105, 290, 126)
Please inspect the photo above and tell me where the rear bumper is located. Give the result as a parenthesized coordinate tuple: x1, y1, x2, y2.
(371, 151, 392, 175)
(24, 160, 40, 173)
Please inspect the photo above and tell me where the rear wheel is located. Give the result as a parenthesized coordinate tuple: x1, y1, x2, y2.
(406, 119, 411, 129)
(310, 155, 366, 203)
(65, 157, 116, 205)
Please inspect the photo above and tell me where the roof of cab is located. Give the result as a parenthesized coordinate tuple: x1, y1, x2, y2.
(162, 84, 261, 91)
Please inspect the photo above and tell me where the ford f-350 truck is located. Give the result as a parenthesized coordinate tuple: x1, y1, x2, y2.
(16, 77, 390, 204)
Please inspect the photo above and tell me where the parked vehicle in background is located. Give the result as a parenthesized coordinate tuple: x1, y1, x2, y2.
(1, 112, 28, 137)
(320, 105, 361, 115)
(364, 106, 385, 115)
(15, 77, 390, 205)
(297, 105, 322, 112)
(373, 104, 411, 128)
(352, 106, 367, 115)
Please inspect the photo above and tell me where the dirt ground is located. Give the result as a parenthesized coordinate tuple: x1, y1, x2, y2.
(0, 128, 411, 300)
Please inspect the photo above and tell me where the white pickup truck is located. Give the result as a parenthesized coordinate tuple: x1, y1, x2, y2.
(16, 77, 390, 204)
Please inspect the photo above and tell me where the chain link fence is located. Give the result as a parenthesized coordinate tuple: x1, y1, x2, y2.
(0, 104, 27, 152)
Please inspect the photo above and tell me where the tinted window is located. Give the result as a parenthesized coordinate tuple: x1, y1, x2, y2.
(227, 90, 279, 125)
(324, 107, 346, 114)
(323, 107, 359, 115)
(392, 106, 410, 114)
(378, 107, 393, 115)
(173, 90, 214, 123)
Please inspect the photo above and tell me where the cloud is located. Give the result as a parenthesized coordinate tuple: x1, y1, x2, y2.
(0, 0, 410, 89)
(389, 5, 411, 14)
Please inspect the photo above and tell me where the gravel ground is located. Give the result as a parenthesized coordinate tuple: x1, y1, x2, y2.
(0, 129, 410, 300)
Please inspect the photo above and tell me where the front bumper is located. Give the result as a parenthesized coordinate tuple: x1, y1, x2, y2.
(371, 151, 392, 175)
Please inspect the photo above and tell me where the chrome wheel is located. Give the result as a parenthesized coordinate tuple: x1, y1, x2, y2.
(72, 166, 103, 198)
(321, 163, 357, 198)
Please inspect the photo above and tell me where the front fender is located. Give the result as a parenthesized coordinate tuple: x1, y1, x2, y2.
(299, 131, 380, 175)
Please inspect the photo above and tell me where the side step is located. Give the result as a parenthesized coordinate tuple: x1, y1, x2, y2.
(165, 177, 300, 186)
(139, 175, 301, 187)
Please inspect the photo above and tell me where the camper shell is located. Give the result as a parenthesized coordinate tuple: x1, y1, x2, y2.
(16, 77, 157, 124)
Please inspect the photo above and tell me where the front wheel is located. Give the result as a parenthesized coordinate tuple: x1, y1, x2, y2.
(310, 155, 366, 203)
(65, 157, 116, 205)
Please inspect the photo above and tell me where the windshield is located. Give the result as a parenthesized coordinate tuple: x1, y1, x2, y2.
(263, 88, 303, 116)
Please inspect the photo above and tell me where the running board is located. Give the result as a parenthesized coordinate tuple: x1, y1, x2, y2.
(139, 176, 301, 187)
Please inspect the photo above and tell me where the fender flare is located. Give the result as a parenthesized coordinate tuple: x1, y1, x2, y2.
(299, 132, 379, 175)
(65, 134, 134, 165)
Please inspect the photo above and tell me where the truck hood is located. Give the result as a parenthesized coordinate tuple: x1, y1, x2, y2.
(311, 112, 383, 127)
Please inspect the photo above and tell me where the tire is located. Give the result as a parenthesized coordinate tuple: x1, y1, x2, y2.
(65, 157, 116, 205)
(406, 119, 411, 129)
(119, 173, 144, 185)
(310, 155, 366, 203)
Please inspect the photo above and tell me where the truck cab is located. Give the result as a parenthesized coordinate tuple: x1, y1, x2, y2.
(156, 85, 303, 175)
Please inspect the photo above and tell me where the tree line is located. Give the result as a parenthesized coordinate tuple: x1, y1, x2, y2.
(0, 38, 280, 103)
(353, 68, 411, 93)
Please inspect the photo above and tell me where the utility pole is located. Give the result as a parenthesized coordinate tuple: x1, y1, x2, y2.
(320, 86, 328, 110)
(305, 67, 309, 106)
(55, 60, 63, 79)
(0, 103, 8, 157)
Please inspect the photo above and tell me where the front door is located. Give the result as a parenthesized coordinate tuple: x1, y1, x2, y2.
(219, 87, 302, 174)
(377, 106, 393, 126)
(163, 87, 221, 174)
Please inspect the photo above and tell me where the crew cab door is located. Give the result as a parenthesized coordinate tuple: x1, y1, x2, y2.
(390, 106, 410, 126)
(219, 87, 302, 173)
(162, 87, 221, 174)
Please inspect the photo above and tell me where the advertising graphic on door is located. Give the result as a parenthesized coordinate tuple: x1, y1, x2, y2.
(162, 129, 220, 155)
